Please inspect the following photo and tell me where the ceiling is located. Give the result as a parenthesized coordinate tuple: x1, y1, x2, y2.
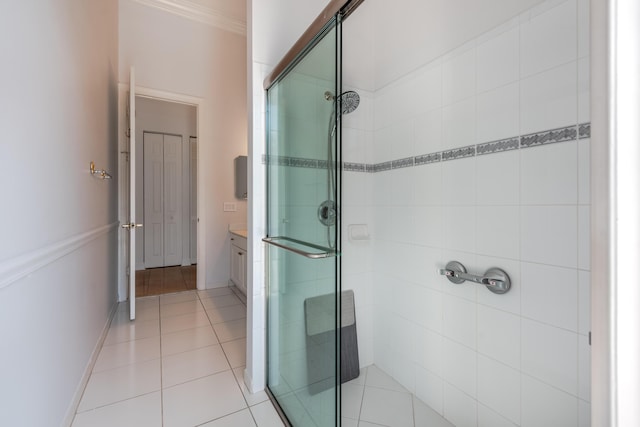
(132, 0, 247, 35)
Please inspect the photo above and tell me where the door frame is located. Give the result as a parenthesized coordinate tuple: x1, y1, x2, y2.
(118, 84, 206, 300)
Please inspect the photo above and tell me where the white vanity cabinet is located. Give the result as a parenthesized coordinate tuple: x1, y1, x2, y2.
(229, 232, 247, 294)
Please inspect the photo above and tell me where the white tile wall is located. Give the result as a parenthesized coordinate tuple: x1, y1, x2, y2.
(476, 83, 520, 143)
(477, 356, 521, 424)
(521, 375, 579, 427)
(442, 339, 477, 397)
(521, 319, 578, 395)
(477, 305, 521, 369)
(519, 0, 577, 78)
(520, 61, 577, 134)
(521, 141, 578, 205)
(476, 24, 519, 93)
(521, 262, 578, 331)
(443, 384, 477, 427)
(337, 0, 592, 425)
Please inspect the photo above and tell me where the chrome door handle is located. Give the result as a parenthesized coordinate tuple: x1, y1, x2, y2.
(121, 223, 143, 229)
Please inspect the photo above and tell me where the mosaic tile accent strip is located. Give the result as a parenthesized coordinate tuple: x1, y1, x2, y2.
(477, 137, 520, 156)
(289, 157, 319, 168)
(579, 122, 591, 139)
(263, 123, 590, 173)
(392, 157, 415, 169)
(415, 153, 442, 166)
(344, 162, 367, 172)
(374, 162, 392, 173)
(520, 125, 577, 148)
(442, 145, 476, 162)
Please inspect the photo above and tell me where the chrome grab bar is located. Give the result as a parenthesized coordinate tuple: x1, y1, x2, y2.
(262, 236, 337, 259)
(438, 261, 511, 294)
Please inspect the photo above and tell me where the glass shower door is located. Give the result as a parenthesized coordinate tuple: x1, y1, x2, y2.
(264, 18, 342, 427)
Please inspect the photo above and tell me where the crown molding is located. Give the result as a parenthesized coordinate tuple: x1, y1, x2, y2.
(132, 0, 246, 35)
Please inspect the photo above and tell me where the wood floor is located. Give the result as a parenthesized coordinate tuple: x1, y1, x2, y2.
(135, 265, 197, 297)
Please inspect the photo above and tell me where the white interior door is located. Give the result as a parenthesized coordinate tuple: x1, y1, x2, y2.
(163, 134, 183, 266)
(190, 137, 197, 264)
(143, 132, 183, 268)
(144, 133, 165, 269)
(126, 67, 140, 320)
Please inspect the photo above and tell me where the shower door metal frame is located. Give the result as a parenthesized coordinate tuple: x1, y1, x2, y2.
(263, 12, 345, 426)
(263, 0, 364, 91)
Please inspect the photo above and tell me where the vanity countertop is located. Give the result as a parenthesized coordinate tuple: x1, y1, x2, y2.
(230, 229, 247, 239)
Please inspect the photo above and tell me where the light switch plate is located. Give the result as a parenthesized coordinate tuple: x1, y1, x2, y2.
(223, 202, 237, 212)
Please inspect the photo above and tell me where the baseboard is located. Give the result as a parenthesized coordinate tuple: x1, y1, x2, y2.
(61, 301, 119, 427)
(206, 281, 231, 289)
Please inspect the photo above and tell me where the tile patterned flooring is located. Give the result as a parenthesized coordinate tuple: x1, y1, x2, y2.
(135, 266, 197, 297)
(72, 288, 284, 427)
(342, 366, 454, 427)
(73, 286, 452, 426)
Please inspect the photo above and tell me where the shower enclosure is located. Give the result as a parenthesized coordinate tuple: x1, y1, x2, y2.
(263, 0, 591, 425)
(263, 13, 343, 426)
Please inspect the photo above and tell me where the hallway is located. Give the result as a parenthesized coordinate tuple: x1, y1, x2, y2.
(72, 289, 283, 426)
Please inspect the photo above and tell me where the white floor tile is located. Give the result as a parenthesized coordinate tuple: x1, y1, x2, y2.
(341, 417, 358, 427)
(207, 303, 247, 324)
(198, 287, 235, 299)
(365, 365, 407, 393)
(104, 318, 160, 346)
(162, 345, 230, 388)
(250, 401, 286, 427)
(214, 318, 247, 343)
(162, 371, 247, 427)
(72, 392, 161, 427)
(93, 336, 160, 373)
(222, 338, 247, 368)
(200, 409, 257, 426)
(160, 299, 205, 318)
(342, 383, 364, 420)
(201, 294, 244, 310)
(232, 367, 270, 406)
(161, 291, 198, 305)
(112, 305, 159, 322)
(160, 310, 211, 335)
(360, 387, 414, 427)
(78, 359, 161, 412)
(414, 396, 454, 427)
(161, 325, 219, 357)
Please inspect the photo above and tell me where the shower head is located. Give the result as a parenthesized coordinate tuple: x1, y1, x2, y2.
(324, 90, 360, 115)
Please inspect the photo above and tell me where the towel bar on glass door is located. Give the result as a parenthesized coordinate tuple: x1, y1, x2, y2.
(262, 236, 337, 259)
(438, 261, 511, 294)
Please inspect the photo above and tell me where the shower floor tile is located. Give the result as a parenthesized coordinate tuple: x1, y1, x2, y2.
(343, 365, 455, 427)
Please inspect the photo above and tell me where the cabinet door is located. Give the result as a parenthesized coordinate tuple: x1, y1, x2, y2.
(230, 246, 241, 287)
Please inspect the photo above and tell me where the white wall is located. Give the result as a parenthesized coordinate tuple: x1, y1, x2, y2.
(134, 97, 197, 269)
(0, 1, 119, 425)
(119, 0, 247, 287)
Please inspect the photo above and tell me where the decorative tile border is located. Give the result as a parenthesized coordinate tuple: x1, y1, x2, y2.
(415, 153, 441, 165)
(579, 123, 591, 139)
(520, 125, 577, 148)
(263, 123, 591, 173)
(392, 157, 415, 169)
(442, 145, 476, 161)
(476, 137, 520, 156)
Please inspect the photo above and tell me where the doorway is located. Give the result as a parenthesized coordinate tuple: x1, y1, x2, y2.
(135, 96, 197, 297)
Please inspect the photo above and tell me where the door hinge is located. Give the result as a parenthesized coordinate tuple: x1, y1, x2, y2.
(589, 331, 591, 346)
